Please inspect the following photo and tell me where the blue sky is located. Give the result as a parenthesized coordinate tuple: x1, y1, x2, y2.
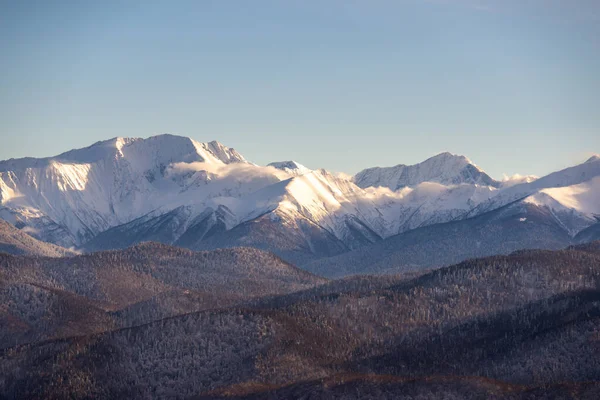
(1, 0, 599, 178)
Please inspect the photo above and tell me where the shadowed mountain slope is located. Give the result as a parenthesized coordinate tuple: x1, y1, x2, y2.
(305, 200, 574, 278)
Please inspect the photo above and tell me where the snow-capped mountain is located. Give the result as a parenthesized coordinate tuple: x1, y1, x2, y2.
(1, 134, 598, 267)
(466, 155, 600, 234)
(304, 154, 600, 276)
(353, 152, 500, 190)
(0, 135, 249, 247)
(0, 135, 391, 260)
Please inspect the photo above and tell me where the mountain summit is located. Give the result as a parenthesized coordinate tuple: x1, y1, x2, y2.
(586, 154, 600, 163)
(267, 161, 311, 176)
(353, 152, 500, 190)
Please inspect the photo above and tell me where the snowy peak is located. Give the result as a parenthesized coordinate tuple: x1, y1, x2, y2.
(267, 161, 311, 176)
(0, 135, 247, 174)
(203, 140, 247, 164)
(585, 154, 600, 164)
(354, 152, 499, 191)
(117, 135, 248, 169)
(0, 134, 251, 246)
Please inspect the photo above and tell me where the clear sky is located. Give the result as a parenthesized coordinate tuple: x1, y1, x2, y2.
(1, 0, 599, 179)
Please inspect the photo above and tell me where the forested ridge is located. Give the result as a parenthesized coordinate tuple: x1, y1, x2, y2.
(1, 242, 600, 399)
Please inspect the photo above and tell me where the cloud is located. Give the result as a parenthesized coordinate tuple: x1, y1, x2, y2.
(501, 173, 538, 187)
(332, 171, 354, 181)
(363, 184, 414, 200)
(20, 225, 41, 235)
(166, 161, 292, 184)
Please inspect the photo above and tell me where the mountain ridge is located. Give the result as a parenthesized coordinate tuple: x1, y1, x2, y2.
(1, 134, 598, 272)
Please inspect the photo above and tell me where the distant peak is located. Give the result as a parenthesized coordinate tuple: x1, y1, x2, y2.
(112, 134, 247, 165)
(268, 161, 311, 176)
(147, 133, 187, 140)
(113, 137, 139, 151)
(208, 139, 225, 147)
(428, 151, 471, 163)
(203, 140, 246, 164)
(143, 133, 195, 144)
(106, 134, 193, 150)
(585, 154, 600, 163)
(0, 134, 250, 172)
(268, 160, 304, 169)
(354, 151, 497, 190)
(434, 151, 458, 158)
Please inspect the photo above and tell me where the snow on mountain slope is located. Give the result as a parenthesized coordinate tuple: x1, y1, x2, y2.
(109, 165, 504, 256)
(353, 152, 600, 238)
(468, 156, 600, 232)
(0, 135, 253, 247)
(521, 176, 600, 235)
(531, 176, 600, 217)
(83, 167, 500, 260)
(261, 170, 386, 246)
(79, 166, 389, 260)
(354, 152, 500, 190)
(364, 182, 498, 234)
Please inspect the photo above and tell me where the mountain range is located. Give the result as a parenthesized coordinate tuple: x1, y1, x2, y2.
(2, 135, 600, 398)
(1, 134, 599, 274)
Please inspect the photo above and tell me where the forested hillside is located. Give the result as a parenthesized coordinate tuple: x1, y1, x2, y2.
(1, 243, 600, 399)
(0, 243, 325, 349)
